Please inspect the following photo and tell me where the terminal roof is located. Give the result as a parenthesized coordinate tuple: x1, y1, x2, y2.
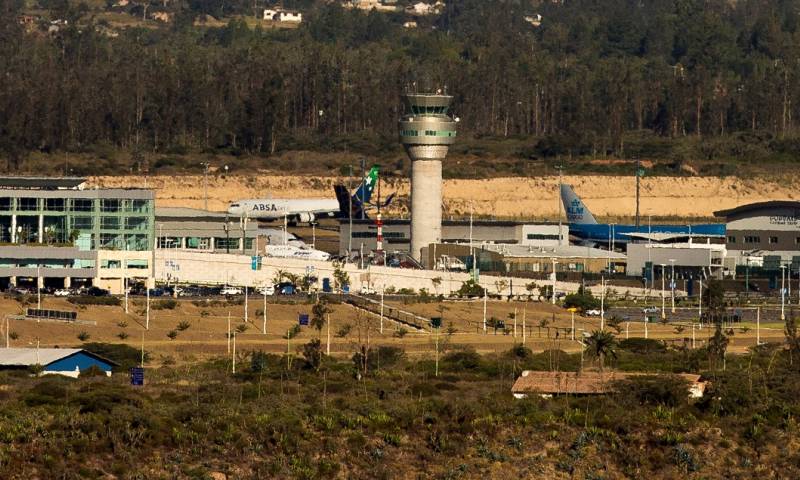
(714, 201, 800, 218)
(155, 207, 229, 219)
(0, 177, 86, 189)
(622, 232, 725, 242)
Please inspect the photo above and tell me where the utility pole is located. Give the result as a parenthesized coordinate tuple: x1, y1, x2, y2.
(670, 259, 676, 314)
(660, 264, 666, 321)
(232, 330, 236, 374)
(202, 161, 210, 211)
(37, 266, 41, 310)
(556, 164, 564, 246)
(380, 286, 385, 334)
(348, 164, 353, 262)
(757, 306, 761, 345)
(482, 288, 487, 332)
(522, 305, 526, 344)
(469, 203, 474, 280)
(360, 158, 366, 220)
(227, 311, 231, 354)
(262, 287, 267, 334)
(781, 265, 787, 321)
(551, 258, 558, 305)
(244, 285, 248, 325)
(600, 276, 605, 331)
(146, 285, 150, 330)
(635, 158, 641, 228)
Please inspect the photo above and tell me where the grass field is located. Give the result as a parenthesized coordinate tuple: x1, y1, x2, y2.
(1, 294, 783, 369)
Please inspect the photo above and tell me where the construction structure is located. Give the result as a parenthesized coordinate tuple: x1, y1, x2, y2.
(399, 90, 458, 265)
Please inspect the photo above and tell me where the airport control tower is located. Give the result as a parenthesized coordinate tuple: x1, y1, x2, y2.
(399, 91, 458, 264)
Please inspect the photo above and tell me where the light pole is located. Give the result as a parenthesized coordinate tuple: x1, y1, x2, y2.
(781, 264, 787, 321)
(202, 161, 210, 211)
(698, 280, 703, 327)
(36, 266, 41, 310)
(223, 216, 230, 254)
(669, 259, 676, 314)
(262, 285, 267, 335)
(600, 275, 605, 331)
(551, 258, 558, 305)
(660, 263, 666, 320)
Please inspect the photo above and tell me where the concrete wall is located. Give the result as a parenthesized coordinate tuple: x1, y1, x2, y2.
(152, 250, 654, 298)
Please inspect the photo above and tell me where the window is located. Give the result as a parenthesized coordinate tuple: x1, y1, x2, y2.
(0, 198, 12, 211)
(769, 236, 779, 244)
(186, 237, 210, 249)
(125, 217, 148, 231)
(527, 234, 560, 240)
(126, 259, 148, 269)
(18, 198, 38, 211)
(353, 232, 376, 238)
(126, 199, 150, 213)
(100, 233, 123, 249)
(101, 216, 120, 230)
(72, 216, 93, 230)
(71, 199, 94, 212)
(125, 234, 149, 251)
(101, 199, 121, 212)
(727, 236, 736, 244)
(101, 260, 121, 269)
(744, 236, 761, 244)
(214, 237, 238, 250)
(245, 238, 254, 250)
(157, 237, 180, 248)
(796, 237, 800, 245)
(45, 199, 65, 211)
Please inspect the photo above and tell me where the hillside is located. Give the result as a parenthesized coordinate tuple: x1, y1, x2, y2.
(94, 174, 800, 221)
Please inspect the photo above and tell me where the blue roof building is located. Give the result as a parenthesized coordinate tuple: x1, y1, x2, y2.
(0, 348, 117, 377)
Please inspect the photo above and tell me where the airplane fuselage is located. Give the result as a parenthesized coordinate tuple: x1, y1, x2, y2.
(570, 223, 726, 243)
(228, 199, 340, 221)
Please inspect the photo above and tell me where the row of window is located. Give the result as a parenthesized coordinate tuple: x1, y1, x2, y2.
(351, 231, 406, 239)
(729, 235, 800, 244)
(526, 234, 560, 240)
(100, 259, 149, 269)
(156, 237, 254, 250)
(409, 106, 449, 115)
(400, 130, 457, 138)
(0, 198, 151, 213)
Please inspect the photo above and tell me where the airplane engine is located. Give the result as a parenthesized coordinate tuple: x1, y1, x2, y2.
(296, 212, 315, 223)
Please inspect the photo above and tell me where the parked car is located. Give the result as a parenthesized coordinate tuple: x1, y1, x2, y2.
(642, 306, 660, 314)
(276, 282, 296, 295)
(360, 285, 376, 295)
(87, 286, 110, 297)
(10, 287, 30, 295)
(221, 286, 243, 296)
(585, 309, 601, 317)
(53, 289, 71, 297)
(148, 288, 166, 297)
(257, 285, 275, 296)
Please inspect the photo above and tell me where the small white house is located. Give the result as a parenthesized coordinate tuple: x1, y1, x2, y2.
(264, 9, 302, 23)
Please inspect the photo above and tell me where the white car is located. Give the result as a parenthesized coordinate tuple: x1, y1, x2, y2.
(221, 287, 243, 296)
(257, 285, 275, 296)
(585, 309, 601, 317)
(360, 285, 376, 295)
(642, 306, 660, 314)
(54, 289, 71, 297)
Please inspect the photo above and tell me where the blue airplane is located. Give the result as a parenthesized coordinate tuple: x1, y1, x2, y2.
(560, 184, 725, 246)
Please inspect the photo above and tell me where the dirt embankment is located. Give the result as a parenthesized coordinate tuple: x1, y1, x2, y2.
(92, 174, 800, 220)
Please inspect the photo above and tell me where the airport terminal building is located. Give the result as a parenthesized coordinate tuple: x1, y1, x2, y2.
(715, 201, 800, 267)
(0, 177, 154, 292)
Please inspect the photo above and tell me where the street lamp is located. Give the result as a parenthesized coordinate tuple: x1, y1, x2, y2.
(781, 264, 787, 321)
(223, 216, 230, 254)
(660, 263, 667, 320)
(551, 258, 558, 305)
(669, 258, 676, 314)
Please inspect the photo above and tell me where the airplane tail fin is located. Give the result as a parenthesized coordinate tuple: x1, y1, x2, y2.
(561, 184, 598, 225)
(334, 184, 365, 219)
(352, 165, 379, 207)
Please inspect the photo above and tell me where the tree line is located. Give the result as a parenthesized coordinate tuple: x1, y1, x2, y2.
(2, 0, 800, 169)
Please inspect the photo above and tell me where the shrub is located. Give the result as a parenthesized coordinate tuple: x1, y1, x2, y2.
(77, 331, 91, 342)
(616, 375, 691, 407)
(336, 323, 352, 338)
(284, 324, 301, 339)
(81, 343, 147, 370)
(117, 331, 129, 340)
(69, 296, 121, 306)
(394, 327, 408, 338)
(9, 331, 19, 340)
(443, 348, 481, 371)
(618, 338, 667, 354)
(23, 378, 73, 406)
(79, 365, 108, 378)
(117, 320, 128, 328)
(235, 324, 248, 333)
(457, 279, 485, 297)
(153, 299, 177, 310)
(176, 321, 191, 331)
(167, 330, 178, 340)
(563, 287, 601, 312)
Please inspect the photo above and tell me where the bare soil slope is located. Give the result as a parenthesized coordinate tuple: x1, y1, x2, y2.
(94, 174, 800, 220)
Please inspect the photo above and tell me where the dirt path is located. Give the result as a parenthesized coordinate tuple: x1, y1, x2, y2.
(93, 174, 800, 220)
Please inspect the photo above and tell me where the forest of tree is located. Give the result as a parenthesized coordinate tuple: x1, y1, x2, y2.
(2, 0, 800, 170)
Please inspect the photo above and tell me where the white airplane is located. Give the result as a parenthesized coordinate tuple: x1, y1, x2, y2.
(227, 166, 390, 223)
(265, 244, 330, 262)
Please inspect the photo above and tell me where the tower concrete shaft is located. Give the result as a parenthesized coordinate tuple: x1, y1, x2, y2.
(399, 93, 457, 265)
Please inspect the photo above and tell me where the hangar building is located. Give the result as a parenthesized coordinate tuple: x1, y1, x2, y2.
(714, 201, 800, 268)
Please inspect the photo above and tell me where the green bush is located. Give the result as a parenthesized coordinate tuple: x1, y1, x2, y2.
(81, 343, 146, 371)
(615, 375, 691, 407)
(618, 338, 667, 354)
(563, 287, 601, 312)
(442, 348, 481, 371)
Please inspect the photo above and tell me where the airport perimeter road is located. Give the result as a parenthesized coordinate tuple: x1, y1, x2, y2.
(607, 306, 787, 323)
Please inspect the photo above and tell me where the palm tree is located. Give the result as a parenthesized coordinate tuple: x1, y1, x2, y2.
(584, 330, 617, 374)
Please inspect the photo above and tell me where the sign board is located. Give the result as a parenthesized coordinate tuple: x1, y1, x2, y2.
(430, 317, 442, 329)
(26, 309, 77, 321)
(130, 367, 144, 386)
(305, 265, 315, 275)
(298, 314, 309, 326)
(251, 256, 261, 271)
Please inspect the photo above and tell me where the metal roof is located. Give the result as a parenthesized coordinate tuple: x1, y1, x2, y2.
(156, 207, 229, 219)
(0, 348, 87, 366)
(481, 243, 626, 259)
(623, 232, 725, 242)
(0, 177, 86, 189)
(714, 201, 800, 218)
